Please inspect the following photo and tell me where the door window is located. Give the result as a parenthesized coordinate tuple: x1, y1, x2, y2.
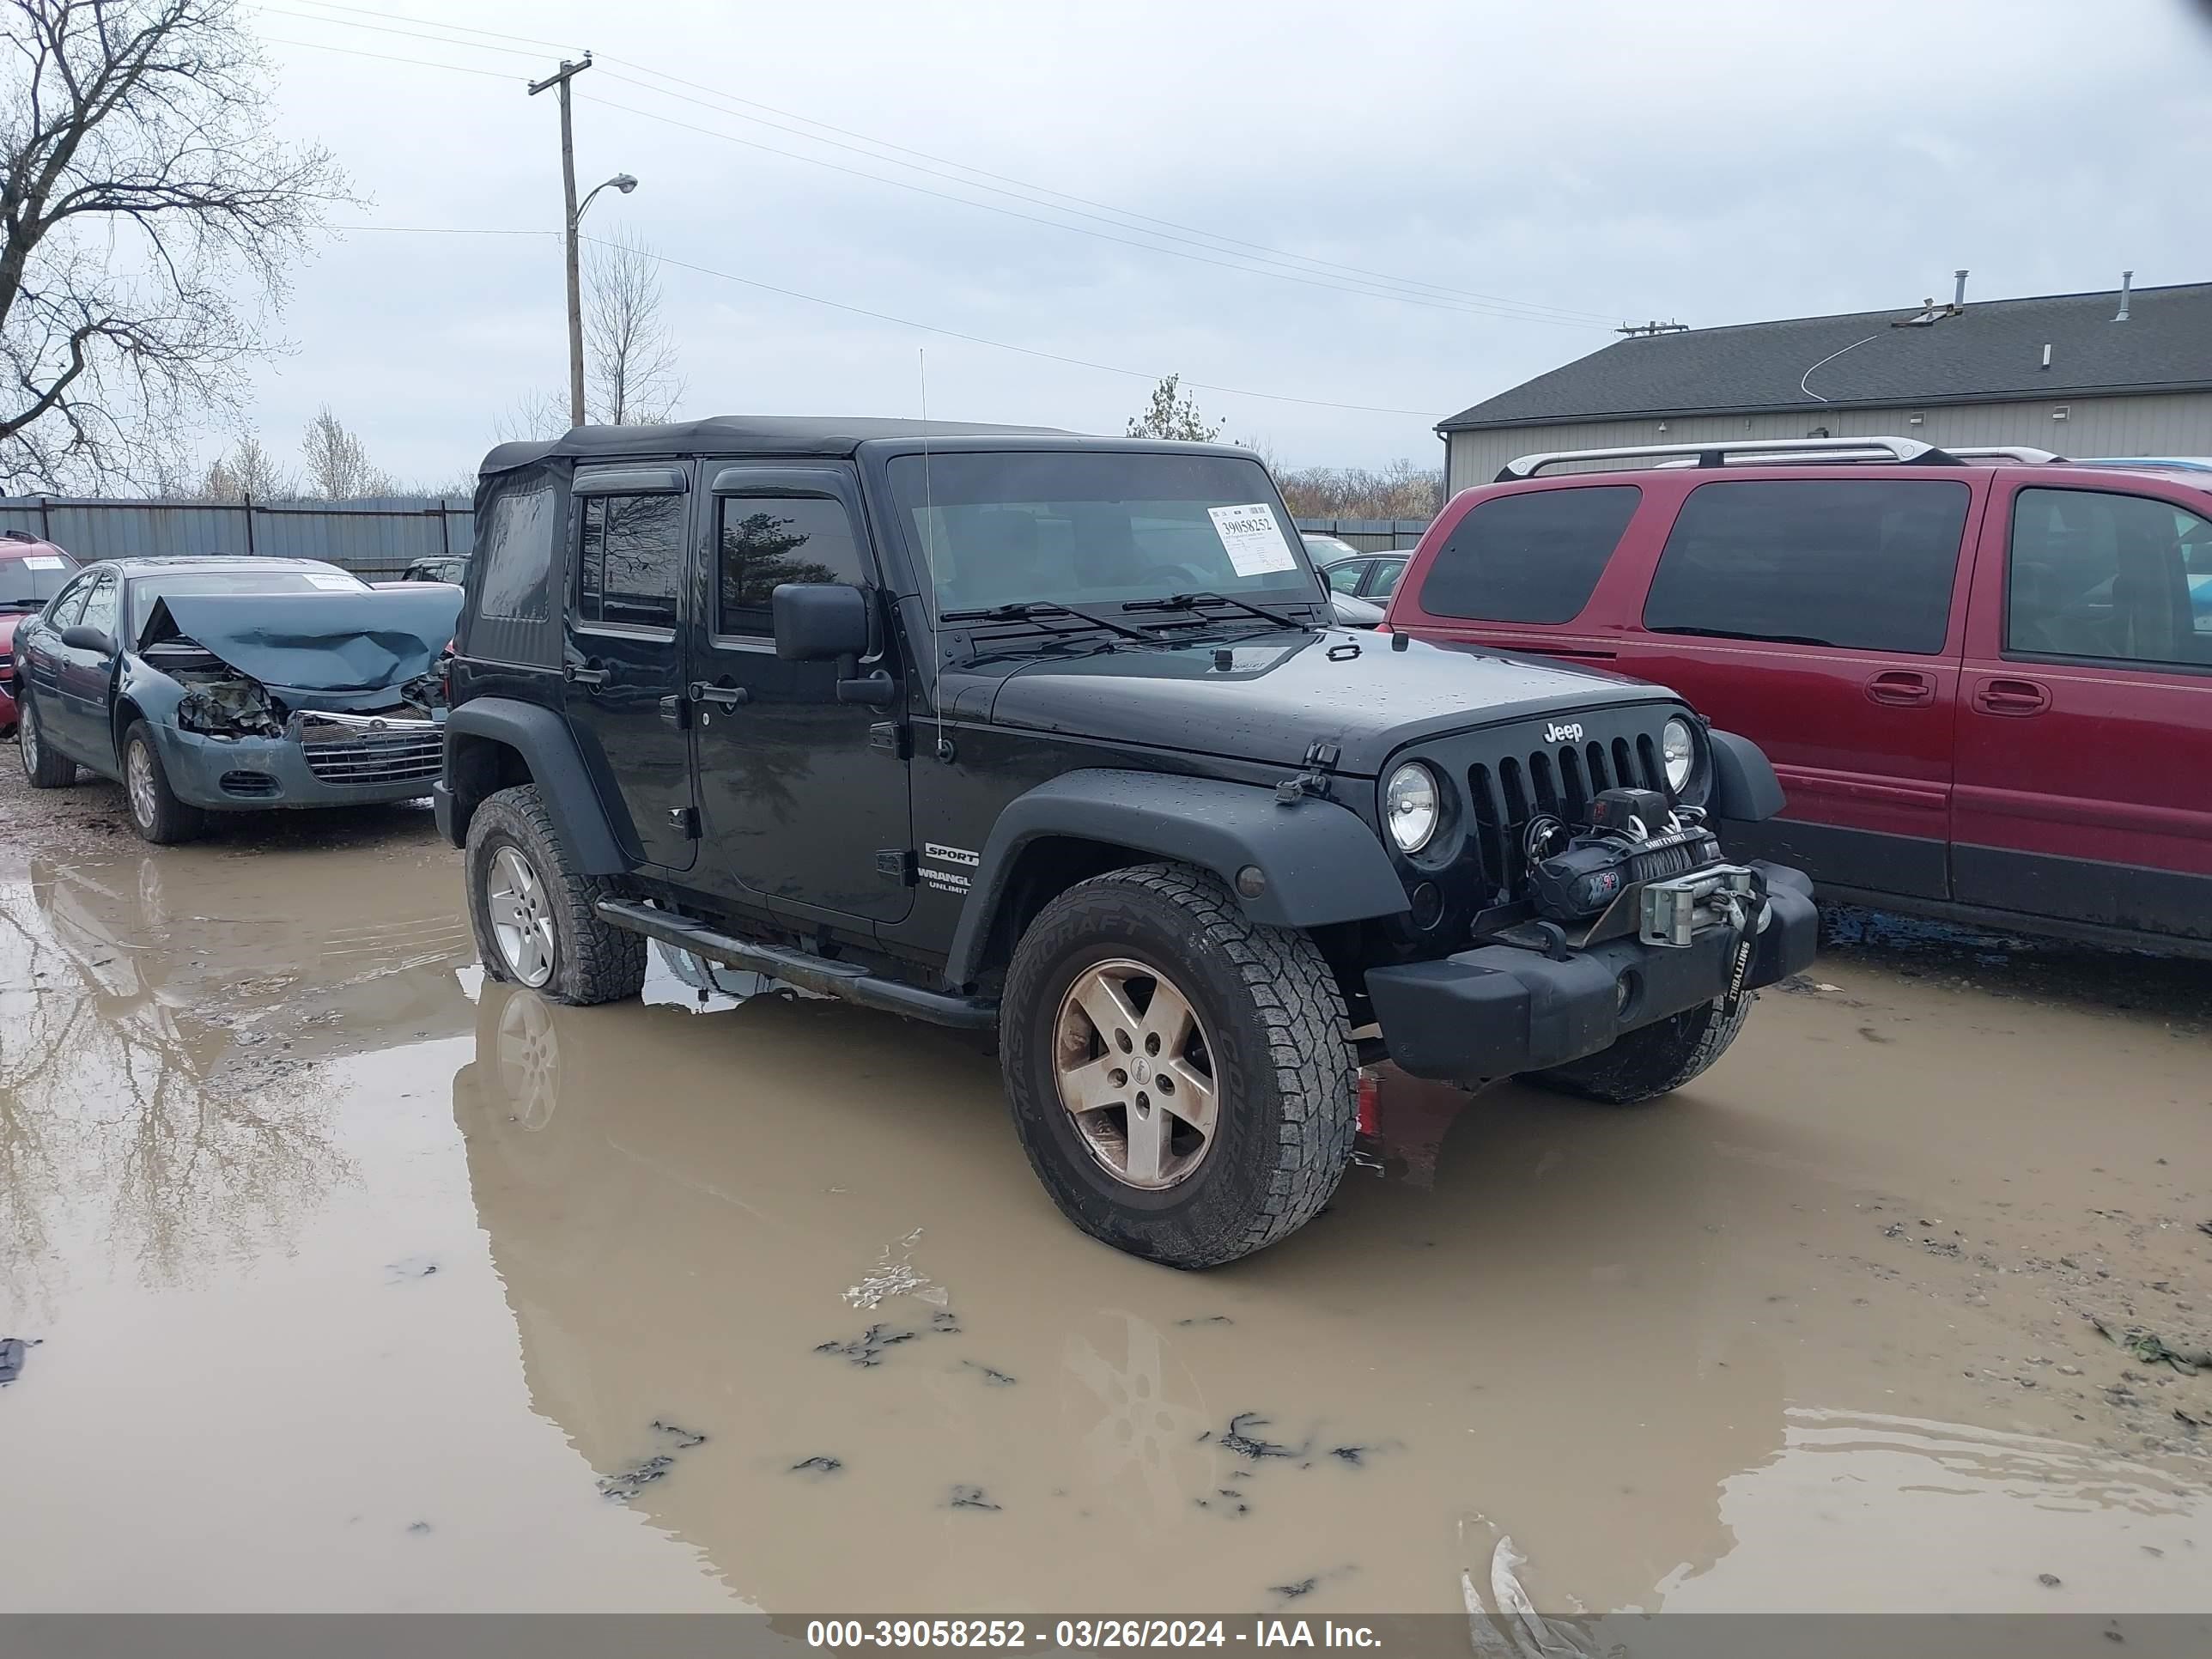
(1644, 479, 1970, 653)
(2007, 488, 2212, 668)
(1324, 561, 1368, 595)
(45, 574, 94, 629)
(1419, 486, 1640, 623)
(716, 496, 866, 638)
(577, 494, 683, 632)
(1366, 556, 1408, 597)
(76, 574, 118, 640)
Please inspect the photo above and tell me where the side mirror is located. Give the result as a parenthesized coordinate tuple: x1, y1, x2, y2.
(772, 583, 870, 663)
(60, 625, 116, 655)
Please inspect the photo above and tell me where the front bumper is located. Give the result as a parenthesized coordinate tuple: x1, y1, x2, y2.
(151, 709, 444, 811)
(0, 677, 15, 733)
(1365, 860, 1817, 1082)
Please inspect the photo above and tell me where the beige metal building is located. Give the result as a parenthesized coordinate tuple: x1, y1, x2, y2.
(1438, 276, 2212, 493)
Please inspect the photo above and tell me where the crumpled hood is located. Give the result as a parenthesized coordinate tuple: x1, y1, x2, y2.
(144, 589, 461, 698)
(983, 629, 1672, 775)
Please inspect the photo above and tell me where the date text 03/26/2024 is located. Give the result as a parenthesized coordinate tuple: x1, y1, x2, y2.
(805, 1620, 1382, 1650)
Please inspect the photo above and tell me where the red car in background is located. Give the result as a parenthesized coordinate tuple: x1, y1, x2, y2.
(1, 532, 81, 734)
(1382, 437, 2212, 957)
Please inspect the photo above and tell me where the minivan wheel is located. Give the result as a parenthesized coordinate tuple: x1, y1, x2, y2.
(121, 721, 206, 843)
(1000, 862, 1358, 1268)
(465, 783, 645, 1006)
(1518, 994, 1751, 1105)
(20, 699, 77, 788)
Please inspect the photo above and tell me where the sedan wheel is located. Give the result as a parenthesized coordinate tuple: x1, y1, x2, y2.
(1053, 956, 1220, 1191)
(125, 740, 158, 826)
(485, 843, 557, 988)
(20, 700, 76, 788)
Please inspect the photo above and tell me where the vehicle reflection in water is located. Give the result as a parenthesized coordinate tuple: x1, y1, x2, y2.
(453, 979, 1790, 1613)
(0, 842, 476, 1308)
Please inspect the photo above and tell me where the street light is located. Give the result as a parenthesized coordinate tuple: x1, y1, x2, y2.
(578, 173, 638, 222)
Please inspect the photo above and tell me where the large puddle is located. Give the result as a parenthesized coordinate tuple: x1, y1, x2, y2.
(3, 812, 2207, 1614)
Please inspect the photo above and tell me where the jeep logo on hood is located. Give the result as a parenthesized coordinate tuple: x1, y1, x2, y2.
(1545, 720, 1585, 744)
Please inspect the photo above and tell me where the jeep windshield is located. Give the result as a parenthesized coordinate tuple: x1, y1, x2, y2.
(887, 451, 1325, 635)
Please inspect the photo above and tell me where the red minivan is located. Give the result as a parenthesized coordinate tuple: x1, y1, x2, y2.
(1382, 438, 2212, 957)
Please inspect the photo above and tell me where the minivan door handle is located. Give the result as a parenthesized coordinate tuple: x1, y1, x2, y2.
(1865, 669, 1936, 707)
(1973, 677, 2051, 717)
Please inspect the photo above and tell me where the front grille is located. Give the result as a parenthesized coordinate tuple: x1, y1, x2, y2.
(1467, 731, 1670, 902)
(301, 724, 442, 785)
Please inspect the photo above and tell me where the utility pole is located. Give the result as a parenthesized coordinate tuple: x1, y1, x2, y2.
(529, 52, 593, 429)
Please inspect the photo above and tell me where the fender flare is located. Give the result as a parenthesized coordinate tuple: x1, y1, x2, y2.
(441, 696, 631, 873)
(945, 768, 1410, 988)
(1706, 728, 1785, 823)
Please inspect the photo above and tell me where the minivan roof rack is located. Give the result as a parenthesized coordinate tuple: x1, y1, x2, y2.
(1495, 435, 1959, 481)
(1942, 447, 2067, 464)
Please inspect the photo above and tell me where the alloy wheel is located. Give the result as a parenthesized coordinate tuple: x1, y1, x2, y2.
(485, 844, 556, 988)
(125, 740, 158, 830)
(19, 704, 38, 775)
(1053, 957, 1220, 1190)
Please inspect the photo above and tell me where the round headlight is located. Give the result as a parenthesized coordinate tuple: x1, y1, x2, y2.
(1383, 762, 1440, 854)
(1662, 717, 1696, 792)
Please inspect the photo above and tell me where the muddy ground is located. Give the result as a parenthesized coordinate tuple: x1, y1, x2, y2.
(1, 751, 2207, 1617)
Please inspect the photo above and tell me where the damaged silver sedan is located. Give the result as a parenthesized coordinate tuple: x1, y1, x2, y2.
(12, 556, 463, 843)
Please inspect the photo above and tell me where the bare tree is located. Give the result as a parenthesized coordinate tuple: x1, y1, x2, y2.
(1275, 457, 1443, 520)
(195, 430, 289, 500)
(0, 0, 352, 492)
(1126, 374, 1220, 442)
(299, 404, 391, 498)
(492, 386, 568, 444)
(581, 228, 683, 426)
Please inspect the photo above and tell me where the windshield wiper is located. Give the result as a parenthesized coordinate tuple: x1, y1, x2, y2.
(1121, 591, 1312, 629)
(939, 599, 1155, 642)
(1652, 624, 1835, 647)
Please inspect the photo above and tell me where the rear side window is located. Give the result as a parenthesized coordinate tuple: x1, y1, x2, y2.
(1644, 479, 1970, 653)
(1418, 487, 1640, 623)
(475, 483, 555, 623)
(577, 494, 683, 632)
(717, 497, 866, 637)
(2008, 488, 2212, 668)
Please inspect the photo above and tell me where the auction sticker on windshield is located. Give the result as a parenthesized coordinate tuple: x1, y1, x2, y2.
(305, 572, 362, 590)
(21, 555, 65, 569)
(1206, 503, 1298, 578)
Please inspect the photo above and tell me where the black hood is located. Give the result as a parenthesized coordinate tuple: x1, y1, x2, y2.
(981, 629, 1672, 775)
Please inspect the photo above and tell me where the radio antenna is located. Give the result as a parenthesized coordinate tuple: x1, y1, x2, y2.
(918, 349, 946, 762)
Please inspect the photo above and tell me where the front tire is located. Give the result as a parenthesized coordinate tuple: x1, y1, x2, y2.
(122, 722, 206, 843)
(20, 698, 76, 788)
(1519, 994, 1751, 1105)
(1000, 862, 1357, 1268)
(465, 783, 645, 1006)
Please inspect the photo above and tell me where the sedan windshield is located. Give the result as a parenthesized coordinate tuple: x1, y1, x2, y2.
(886, 452, 1322, 621)
(130, 568, 365, 636)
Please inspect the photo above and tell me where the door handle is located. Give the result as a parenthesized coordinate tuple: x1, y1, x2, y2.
(1865, 670, 1935, 707)
(564, 660, 608, 688)
(688, 680, 750, 708)
(1973, 678, 2050, 716)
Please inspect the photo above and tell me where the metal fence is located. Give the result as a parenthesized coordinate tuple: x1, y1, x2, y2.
(1291, 517, 1430, 553)
(0, 495, 475, 581)
(0, 495, 1428, 578)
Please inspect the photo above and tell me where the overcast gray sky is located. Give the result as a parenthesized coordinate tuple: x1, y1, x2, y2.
(241, 0, 2212, 489)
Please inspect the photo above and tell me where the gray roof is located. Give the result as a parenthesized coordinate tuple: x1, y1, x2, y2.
(483, 416, 1074, 474)
(1439, 281, 2212, 432)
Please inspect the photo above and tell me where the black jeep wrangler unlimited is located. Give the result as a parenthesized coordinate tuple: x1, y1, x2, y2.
(439, 418, 1817, 1267)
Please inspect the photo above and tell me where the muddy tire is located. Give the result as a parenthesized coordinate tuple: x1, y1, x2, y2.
(465, 783, 644, 1006)
(1519, 994, 1751, 1105)
(121, 721, 206, 844)
(1000, 861, 1357, 1268)
(19, 697, 76, 788)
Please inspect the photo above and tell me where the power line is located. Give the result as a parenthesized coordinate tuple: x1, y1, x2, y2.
(267, 0, 1616, 326)
(259, 33, 522, 80)
(259, 0, 586, 55)
(339, 225, 1448, 418)
(257, 4, 550, 60)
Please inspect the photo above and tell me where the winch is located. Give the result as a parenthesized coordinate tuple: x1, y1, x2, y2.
(1524, 786, 1765, 945)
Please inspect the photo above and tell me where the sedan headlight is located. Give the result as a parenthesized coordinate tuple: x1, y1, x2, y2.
(1662, 717, 1696, 793)
(1383, 762, 1440, 854)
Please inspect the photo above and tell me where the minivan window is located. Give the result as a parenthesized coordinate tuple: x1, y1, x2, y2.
(718, 497, 866, 637)
(1644, 479, 1970, 653)
(885, 452, 1317, 617)
(2008, 487, 2212, 668)
(577, 493, 682, 632)
(1417, 486, 1640, 624)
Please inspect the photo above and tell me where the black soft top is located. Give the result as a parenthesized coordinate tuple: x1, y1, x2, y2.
(481, 416, 1076, 476)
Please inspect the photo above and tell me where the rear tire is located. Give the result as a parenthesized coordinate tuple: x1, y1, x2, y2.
(1000, 862, 1357, 1268)
(121, 722, 205, 843)
(1519, 994, 1751, 1105)
(19, 698, 76, 788)
(465, 783, 645, 1006)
